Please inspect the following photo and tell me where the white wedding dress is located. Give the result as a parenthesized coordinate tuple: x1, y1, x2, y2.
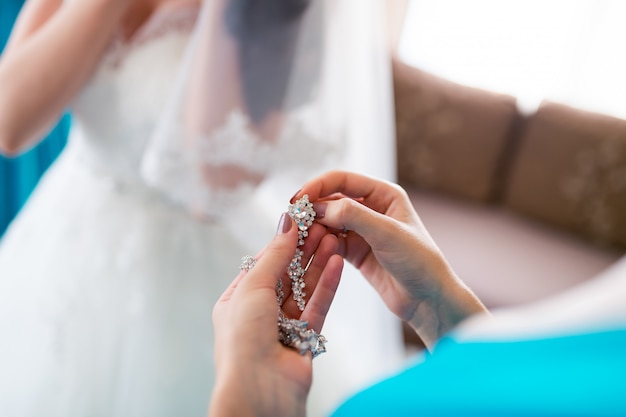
(0, 3, 404, 417)
(0, 6, 242, 416)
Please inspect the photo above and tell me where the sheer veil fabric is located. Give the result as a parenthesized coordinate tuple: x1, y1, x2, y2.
(142, 0, 404, 415)
(142, 0, 397, 227)
(142, 0, 345, 223)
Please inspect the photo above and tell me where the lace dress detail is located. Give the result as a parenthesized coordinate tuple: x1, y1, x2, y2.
(0, 6, 248, 417)
(142, 109, 344, 219)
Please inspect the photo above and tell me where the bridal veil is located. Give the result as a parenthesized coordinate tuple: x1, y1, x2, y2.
(142, 0, 404, 414)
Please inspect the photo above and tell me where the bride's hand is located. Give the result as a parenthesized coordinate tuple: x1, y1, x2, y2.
(210, 214, 343, 417)
(294, 171, 487, 348)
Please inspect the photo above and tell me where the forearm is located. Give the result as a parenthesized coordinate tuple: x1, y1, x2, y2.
(0, 0, 130, 154)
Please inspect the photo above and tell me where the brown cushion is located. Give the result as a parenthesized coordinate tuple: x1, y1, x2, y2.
(393, 59, 519, 202)
(505, 101, 626, 247)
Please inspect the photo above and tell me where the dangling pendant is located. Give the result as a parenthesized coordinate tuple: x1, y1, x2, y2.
(275, 194, 326, 358)
(241, 195, 327, 358)
(286, 194, 316, 311)
(278, 310, 327, 358)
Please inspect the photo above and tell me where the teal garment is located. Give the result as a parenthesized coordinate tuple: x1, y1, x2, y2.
(0, 0, 69, 237)
(332, 328, 626, 416)
(0, 0, 23, 35)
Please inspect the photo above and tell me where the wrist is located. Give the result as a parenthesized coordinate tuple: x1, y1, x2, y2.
(209, 375, 252, 417)
(407, 262, 487, 349)
(209, 361, 308, 417)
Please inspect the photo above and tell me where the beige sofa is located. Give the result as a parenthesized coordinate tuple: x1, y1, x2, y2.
(393, 59, 625, 311)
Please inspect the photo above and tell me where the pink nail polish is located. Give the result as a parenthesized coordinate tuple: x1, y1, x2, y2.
(313, 202, 327, 219)
(277, 213, 292, 234)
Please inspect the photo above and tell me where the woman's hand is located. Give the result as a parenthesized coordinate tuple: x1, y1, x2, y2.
(210, 213, 343, 417)
(294, 171, 487, 348)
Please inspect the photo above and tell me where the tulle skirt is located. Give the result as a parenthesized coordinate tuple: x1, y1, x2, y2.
(0, 150, 245, 416)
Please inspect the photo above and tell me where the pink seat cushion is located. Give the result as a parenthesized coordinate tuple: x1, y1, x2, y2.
(407, 187, 622, 308)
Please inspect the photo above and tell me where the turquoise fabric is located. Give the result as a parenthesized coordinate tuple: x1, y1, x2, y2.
(332, 328, 626, 416)
(0, 0, 69, 237)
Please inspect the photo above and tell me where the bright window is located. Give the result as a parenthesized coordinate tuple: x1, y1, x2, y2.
(398, 0, 626, 118)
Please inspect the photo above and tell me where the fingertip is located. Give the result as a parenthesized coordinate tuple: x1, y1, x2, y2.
(276, 212, 294, 235)
(312, 202, 326, 219)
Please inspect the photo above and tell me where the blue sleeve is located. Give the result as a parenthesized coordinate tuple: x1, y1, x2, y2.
(331, 329, 626, 417)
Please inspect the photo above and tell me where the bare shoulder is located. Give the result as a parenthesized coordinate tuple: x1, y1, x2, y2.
(4, 0, 63, 52)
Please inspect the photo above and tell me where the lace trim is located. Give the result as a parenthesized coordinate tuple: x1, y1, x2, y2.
(141, 109, 345, 220)
(197, 111, 333, 175)
(102, 5, 199, 68)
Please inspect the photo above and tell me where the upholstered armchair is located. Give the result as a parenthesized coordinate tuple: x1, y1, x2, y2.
(393, 58, 625, 311)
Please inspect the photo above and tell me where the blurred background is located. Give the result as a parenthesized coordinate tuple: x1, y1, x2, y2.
(3, 0, 625, 234)
(1, 0, 624, 310)
(399, 0, 626, 118)
(390, 0, 625, 315)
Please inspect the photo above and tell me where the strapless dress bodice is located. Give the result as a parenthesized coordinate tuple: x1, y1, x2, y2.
(68, 5, 198, 183)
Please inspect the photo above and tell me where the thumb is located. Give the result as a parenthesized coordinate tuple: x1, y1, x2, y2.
(238, 213, 298, 293)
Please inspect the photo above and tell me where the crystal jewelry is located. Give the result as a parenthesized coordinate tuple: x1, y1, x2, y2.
(287, 194, 316, 311)
(242, 254, 285, 304)
(279, 194, 326, 357)
(276, 278, 285, 305)
(237, 253, 327, 358)
(240, 255, 257, 272)
(278, 310, 327, 358)
(236, 195, 327, 358)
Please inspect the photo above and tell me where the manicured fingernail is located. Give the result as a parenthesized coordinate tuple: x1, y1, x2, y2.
(289, 189, 302, 203)
(277, 212, 292, 234)
(313, 202, 327, 219)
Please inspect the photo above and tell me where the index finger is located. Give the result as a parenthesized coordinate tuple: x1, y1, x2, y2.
(237, 215, 299, 294)
(293, 170, 405, 215)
